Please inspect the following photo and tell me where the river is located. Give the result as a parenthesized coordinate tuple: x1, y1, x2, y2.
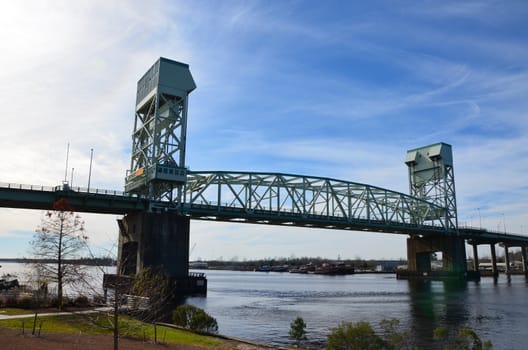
(2, 263, 526, 349)
(186, 269, 528, 349)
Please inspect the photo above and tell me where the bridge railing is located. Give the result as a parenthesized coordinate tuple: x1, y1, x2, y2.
(0, 182, 136, 198)
(0, 182, 57, 192)
(459, 225, 528, 241)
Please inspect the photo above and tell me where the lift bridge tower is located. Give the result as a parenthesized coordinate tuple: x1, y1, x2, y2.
(125, 57, 196, 205)
(404, 143, 466, 276)
(116, 58, 205, 297)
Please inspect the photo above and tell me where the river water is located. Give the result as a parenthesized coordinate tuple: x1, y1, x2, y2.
(2, 263, 526, 349)
(186, 269, 528, 349)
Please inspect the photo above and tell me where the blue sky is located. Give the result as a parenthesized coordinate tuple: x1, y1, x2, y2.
(0, 1, 527, 260)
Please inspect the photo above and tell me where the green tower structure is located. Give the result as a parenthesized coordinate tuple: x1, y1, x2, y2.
(403, 142, 467, 277)
(116, 58, 205, 301)
(405, 142, 458, 230)
(125, 57, 196, 206)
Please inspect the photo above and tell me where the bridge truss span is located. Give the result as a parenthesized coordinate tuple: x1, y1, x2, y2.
(181, 171, 451, 235)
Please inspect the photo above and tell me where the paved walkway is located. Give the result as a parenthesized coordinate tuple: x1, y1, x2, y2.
(0, 307, 112, 320)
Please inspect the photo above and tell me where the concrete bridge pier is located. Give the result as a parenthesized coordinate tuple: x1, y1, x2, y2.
(115, 211, 206, 298)
(402, 235, 468, 279)
(503, 245, 511, 276)
(489, 243, 499, 279)
(471, 243, 479, 272)
(522, 246, 528, 276)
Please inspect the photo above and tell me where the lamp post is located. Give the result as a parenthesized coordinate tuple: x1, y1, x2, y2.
(88, 148, 94, 192)
(64, 142, 70, 184)
(477, 208, 482, 229)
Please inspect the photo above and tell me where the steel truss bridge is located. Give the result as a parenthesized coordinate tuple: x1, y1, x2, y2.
(2, 171, 528, 244)
(182, 171, 449, 236)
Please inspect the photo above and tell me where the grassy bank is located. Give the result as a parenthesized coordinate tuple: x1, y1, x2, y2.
(0, 309, 224, 348)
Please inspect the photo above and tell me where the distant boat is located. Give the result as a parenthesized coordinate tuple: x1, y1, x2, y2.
(255, 265, 272, 272)
(271, 265, 289, 272)
(289, 264, 316, 274)
(312, 262, 354, 275)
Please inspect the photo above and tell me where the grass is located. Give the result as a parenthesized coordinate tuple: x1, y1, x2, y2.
(0, 310, 223, 348)
(0, 308, 36, 316)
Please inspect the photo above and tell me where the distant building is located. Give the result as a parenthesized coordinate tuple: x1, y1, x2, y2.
(375, 260, 403, 272)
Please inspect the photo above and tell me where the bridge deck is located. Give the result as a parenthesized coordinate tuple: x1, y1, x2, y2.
(0, 183, 147, 214)
(1, 178, 527, 246)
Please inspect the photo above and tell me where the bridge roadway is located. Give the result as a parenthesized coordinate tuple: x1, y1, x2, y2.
(1, 171, 528, 246)
(0, 182, 148, 214)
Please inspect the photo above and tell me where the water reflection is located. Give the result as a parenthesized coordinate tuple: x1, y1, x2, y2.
(407, 279, 470, 348)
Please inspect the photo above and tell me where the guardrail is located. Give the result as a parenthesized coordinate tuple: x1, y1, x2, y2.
(0, 182, 138, 198)
(458, 226, 528, 240)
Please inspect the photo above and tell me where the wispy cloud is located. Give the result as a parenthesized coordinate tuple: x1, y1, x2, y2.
(1, 0, 527, 259)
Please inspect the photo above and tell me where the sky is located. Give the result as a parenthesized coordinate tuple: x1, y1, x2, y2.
(0, 0, 527, 261)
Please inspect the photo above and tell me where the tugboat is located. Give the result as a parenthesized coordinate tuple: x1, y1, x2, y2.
(313, 262, 355, 275)
(289, 263, 316, 274)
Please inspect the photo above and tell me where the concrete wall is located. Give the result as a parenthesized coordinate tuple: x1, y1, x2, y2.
(118, 212, 190, 279)
(407, 235, 467, 273)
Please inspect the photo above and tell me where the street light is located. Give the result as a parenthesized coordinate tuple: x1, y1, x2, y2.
(477, 208, 482, 229)
(88, 148, 94, 192)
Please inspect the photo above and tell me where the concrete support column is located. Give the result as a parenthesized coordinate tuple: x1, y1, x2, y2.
(490, 243, 499, 278)
(521, 246, 528, 274)
(118, 211, 190, 279)
(406, 237, 431, 273)
(442, 237, 467, 273)
(504, 245, 511, 275)
(113, 211, 206, 311)
(406, 235, 467, 276)
(472, 244, 479, 272)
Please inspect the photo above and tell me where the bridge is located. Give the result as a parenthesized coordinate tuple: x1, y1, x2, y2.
(1, 57, 527, 294)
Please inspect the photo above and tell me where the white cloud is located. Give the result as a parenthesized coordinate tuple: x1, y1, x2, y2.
(1, 0, 527, 261)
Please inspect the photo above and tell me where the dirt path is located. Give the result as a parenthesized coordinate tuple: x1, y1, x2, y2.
(1, 328, 282, 350)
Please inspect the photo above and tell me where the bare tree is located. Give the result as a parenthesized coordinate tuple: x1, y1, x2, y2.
(131, 267, 179, 322)
(29, 198, 88, 310)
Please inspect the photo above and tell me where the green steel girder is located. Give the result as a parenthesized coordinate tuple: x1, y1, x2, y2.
(181, 171, 450, 233)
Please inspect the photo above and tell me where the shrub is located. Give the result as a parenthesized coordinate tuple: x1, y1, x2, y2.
(379, 319, 410, 349)
(434, 326, 492, 350)
(49, 296, 73, 308)
(173, 304, 198, 328)
(73, 295, 90, 307)
(324, 320, 492, 350)
(326, 321, 384, 350)
(92, 294, 106, 305)
(17, 295, 34, 309)
(4, 295, 18, 308)
(190, 309, 219, 333)
(289, 316, 307, 344)
(49, 296, 61, 308)
(172, 304, 218, 334)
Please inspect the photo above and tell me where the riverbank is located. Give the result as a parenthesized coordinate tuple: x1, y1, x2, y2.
(0, 329, 282, 350)
(0, 309, 286, 350)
